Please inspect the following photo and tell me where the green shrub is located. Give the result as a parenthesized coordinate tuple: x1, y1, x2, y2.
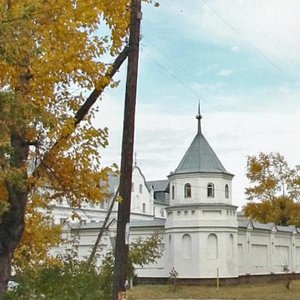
(5, 233, 163, 299)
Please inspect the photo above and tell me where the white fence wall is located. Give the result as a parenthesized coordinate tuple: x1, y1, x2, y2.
(238, 223, 300, 276)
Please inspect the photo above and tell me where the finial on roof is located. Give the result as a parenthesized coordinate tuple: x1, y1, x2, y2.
(196, 101, 202, 134)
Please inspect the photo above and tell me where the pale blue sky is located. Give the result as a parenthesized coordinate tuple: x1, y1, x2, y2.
(96, 0, 300, 208)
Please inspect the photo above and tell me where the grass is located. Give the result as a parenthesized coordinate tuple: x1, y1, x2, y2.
(128, 279, 300, 299)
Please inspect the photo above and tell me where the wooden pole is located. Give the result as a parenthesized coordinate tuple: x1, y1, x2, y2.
(112, 0, 142, 299)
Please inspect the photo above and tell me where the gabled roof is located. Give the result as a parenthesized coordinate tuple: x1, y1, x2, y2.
(146, 180, 169, 192)
(133, 165, 151, 193)
(147, 179, 170, 205)
(238, 218, 251, 228)
(174, 131, 232, 176)
(108, 165, 151, 194)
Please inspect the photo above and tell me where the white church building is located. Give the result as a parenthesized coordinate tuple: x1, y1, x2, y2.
(53, 112, 300, 281)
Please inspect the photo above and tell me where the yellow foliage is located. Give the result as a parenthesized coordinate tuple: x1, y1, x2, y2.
(13, 199, 63, 271)
(245, 152, 300, 226)
(245, 152, 292, 201)
(0, 0, 130, 270)
(244, 196, 300, 227)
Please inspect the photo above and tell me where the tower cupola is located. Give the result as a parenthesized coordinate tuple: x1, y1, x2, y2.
(168, 108, 234, 205)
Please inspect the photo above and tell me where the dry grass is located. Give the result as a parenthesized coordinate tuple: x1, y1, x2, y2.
(128, 279, 300, 299)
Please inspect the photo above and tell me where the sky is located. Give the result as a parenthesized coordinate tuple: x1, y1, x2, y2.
(94, 0, 300, 209)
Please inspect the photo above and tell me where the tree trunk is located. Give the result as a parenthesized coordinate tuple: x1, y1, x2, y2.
(0, 185, 27, 298)
(0, 132, 28, 299)
(0, 251, 13, 299)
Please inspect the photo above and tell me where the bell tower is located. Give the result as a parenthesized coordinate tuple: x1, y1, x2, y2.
(165, 107, 238, 279)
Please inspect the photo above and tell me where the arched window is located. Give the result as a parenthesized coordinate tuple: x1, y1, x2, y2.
(182, 234, 192, 259)
(168, 235, 172, 256)
(229, 233, 234, 258)
(184, 183, 191, 198)
(207, 183, 214, 198)
(225, 184, 229, 199)
(207, 233, 218, 259)
(172, 185, 175, 200)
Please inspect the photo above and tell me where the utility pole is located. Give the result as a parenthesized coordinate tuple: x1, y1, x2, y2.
(112, 0, 142, 299)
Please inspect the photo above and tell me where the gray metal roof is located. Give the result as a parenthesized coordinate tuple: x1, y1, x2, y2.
(174, 131, 232, 175)
(146, 180, 169, 192)
(276, 225, 295, 233)
(68, 221, 105, 230)
(238, 218, 250, 228)
(252, 221, 273, 231)
(68, 218, 166, 230)
(130, 218, 166, 228)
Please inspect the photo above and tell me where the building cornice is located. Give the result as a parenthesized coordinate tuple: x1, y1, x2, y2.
(165, 202, 238, 211)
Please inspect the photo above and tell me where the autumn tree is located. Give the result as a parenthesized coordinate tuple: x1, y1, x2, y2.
(244, 152, 300, 226)
(0, 0, 132, 297)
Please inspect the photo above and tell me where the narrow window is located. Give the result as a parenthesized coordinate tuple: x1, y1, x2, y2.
(225, 184, 229, 199)
(182, 234, 192, 259)
(169, 235, 172, 256)
(142, 203, 146, 213)
(139, 184, 143, 194)
(184, 183, 191, 198)
(229, 233, 234, 258)
(207, 233, 218, 259)
(207, 183, 214, 198)
(172, 185, 175, 200)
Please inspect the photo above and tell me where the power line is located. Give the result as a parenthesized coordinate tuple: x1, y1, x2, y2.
(142, 48, 202, 99)
(143, 39, 225, 108)
(141, 40, 259, 114)
(141, 47, 225, 113)
(201, 0, 299, 86)
(231, 0, 300, 73)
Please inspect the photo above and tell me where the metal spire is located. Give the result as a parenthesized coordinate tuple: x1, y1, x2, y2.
(134, 152, 137, 166)
(196, 101, 202, 134)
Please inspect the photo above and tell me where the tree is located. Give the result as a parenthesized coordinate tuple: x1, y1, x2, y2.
(0, 1, 131, 297)
(128, 232, 164, 278)
(4, 233, 163, 300)
(244, 152, 300, 226)
(12, 199, 63, 272)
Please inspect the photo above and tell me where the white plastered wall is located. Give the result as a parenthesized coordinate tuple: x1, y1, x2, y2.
(169, 173, 233, 206)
